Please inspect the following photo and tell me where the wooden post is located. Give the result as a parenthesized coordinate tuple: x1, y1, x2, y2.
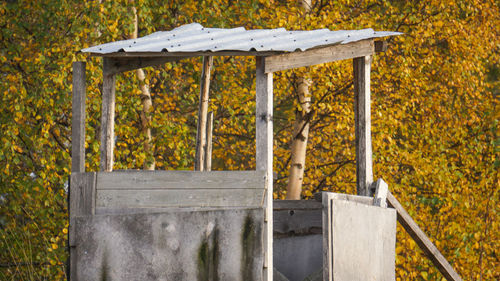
(204, 111, 214, 171)
(70, 61, 86, 281)
(100, 58, 116, 172)
(256, 56, 273, 281)
(353, 56, 373, 196)
(195, 56, 213, 171)
(387, 192, 463, 281)
(69, 172, 96, 281)
(72, 62, 86, 173)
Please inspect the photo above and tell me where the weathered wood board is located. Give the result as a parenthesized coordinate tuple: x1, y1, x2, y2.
(353, 55, 373, 196)
(72, 209, 264, 281)
(256, 56, 274, 280)
(94, 170, 266, 210)
(273, 200, 322, 236)
(265, 39, 374, 73)
(323, 193, 396, 281)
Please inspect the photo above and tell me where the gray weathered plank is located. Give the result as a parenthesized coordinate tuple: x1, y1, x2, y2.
(265, 40, 374, 73)
(373, 178, 388, 208)
(315, 192, 374, 206)
(273, 208, 322, 236)
(274, 200, 322, 210)
(69, 172, 96, 245)
(95, 170, 265, 190)
(95, 206, 256, 215)
(375, 40, 388, 52)
(96, 188, 265, 209)
(387, 192, 462, 281)
(353, 55, 373, 196)
(69, 172, 96, 281)
(195, 56, 213, 171)
(71, 62, 86, 173)
(322, 193, 333, 281)
(322, 192, 396, 281)
(100, 58, 116, 172)
(104, 56, 188, 75)
(256, 56, 274, 281)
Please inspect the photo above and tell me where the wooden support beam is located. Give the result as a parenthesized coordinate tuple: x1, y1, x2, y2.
(195, 56, 213, 171)
(353, 55, 373, 196)
(100, 58, 116, 172)
(256, 56, 273, 281)
(387, 192, 463, 281)
(72, 62, 86, 173)
(375, 40, 388, 52)
(104, 56, 187, 75)
(264, 39, 374, 73)
(204, 111, 214, 171)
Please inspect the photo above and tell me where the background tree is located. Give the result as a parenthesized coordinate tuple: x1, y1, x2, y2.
(0, 0, 497, 280)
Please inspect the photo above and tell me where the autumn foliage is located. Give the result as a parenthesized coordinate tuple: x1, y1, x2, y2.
(0, 0, 498, 280)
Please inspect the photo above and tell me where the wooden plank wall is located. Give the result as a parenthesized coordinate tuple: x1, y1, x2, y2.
(94, 171, 266, 210)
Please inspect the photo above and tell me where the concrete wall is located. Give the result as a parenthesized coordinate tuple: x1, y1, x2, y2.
(72, 208, 263, 281)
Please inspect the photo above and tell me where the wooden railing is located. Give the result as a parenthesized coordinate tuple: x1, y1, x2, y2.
(373, 179, 462, 281)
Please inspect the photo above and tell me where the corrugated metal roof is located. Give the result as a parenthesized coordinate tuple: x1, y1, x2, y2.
(81, 23, 401, 55)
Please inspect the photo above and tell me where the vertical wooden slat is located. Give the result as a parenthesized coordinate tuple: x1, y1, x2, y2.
(322, 193, 333, 281)
(256, 56, 273, 281)
(100, 58, 116, 172)
(69, 172, 96, 281)
(72, 62, 86, 173)
(204, 111, 214, 171)
(353, 56, 373, 196)
(195, 56, 213, 171)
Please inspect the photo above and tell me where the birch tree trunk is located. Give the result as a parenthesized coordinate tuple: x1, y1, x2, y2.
(286, 77, 312, 199)
(130, 5, 155, 170)
(286, 0, 313, 200)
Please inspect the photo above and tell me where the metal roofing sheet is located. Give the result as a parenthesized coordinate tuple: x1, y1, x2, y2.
(81, 23, 401, 55)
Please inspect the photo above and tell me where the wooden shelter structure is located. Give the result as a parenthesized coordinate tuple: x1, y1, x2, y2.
(70, 24, 462, 281)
